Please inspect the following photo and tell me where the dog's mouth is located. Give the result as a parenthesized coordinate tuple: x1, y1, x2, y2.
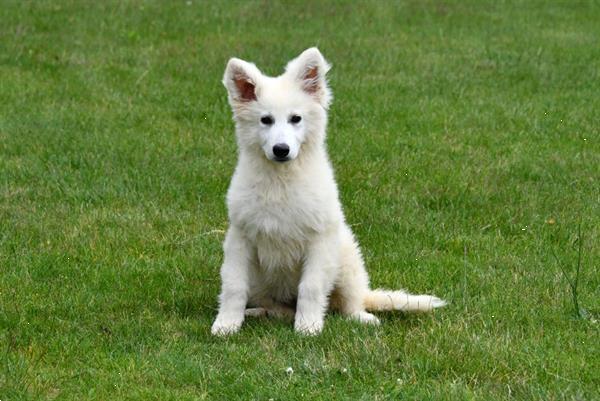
(273, 156, 291, 163)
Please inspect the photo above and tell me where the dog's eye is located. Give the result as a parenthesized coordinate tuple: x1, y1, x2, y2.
(290, 115, 302, 124)
(260, 116, 274, 125)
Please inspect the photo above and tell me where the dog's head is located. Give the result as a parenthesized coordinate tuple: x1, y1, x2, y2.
(223, 48, 331, 163)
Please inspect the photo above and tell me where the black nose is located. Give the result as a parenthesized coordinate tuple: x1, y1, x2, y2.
(273, 143, 290, 158)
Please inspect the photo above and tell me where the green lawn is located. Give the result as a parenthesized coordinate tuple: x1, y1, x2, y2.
(1, 1, 599, 400)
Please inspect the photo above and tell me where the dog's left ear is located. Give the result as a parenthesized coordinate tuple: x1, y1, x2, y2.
(286, 47, 332, 109)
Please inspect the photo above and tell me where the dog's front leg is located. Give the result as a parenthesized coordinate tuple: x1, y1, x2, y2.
(295, 232, 339, 335)
(211, 226, 252, 336)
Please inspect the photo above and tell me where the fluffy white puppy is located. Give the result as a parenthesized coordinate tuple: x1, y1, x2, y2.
(212, 48, 446, 336)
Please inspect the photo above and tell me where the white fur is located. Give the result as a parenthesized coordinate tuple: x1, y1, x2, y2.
(211, 48, 446, 336)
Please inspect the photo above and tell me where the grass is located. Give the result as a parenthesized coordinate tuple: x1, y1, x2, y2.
(1, 0, 599, 399)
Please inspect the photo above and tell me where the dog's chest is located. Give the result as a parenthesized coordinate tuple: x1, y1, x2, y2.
(229, 181, 326, 268)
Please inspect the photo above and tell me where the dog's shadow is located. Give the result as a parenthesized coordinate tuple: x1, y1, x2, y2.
(162, 295, 431, 339)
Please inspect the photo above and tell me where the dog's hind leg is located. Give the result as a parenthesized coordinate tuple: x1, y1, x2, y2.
(245, 301, 295, 320)
(333, 227, 381, 326)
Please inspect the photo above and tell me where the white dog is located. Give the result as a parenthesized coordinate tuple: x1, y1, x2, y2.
(211, 48, 446, 336)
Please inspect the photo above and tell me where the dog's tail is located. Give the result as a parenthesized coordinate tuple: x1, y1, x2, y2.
(364, 289, 447, 312)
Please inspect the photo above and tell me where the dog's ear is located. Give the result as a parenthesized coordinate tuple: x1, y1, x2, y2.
(223, 58, 262, 106)
(286, 47, 332, 109)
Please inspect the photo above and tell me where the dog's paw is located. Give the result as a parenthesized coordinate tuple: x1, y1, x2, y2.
(244, 307, 267, 317)
(350, 311, 380, 325)
(294, 316, 324, 336)
(211, 315, 243, 336)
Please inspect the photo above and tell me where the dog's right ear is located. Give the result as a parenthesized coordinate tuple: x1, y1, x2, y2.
(223, 58, 262, 106)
